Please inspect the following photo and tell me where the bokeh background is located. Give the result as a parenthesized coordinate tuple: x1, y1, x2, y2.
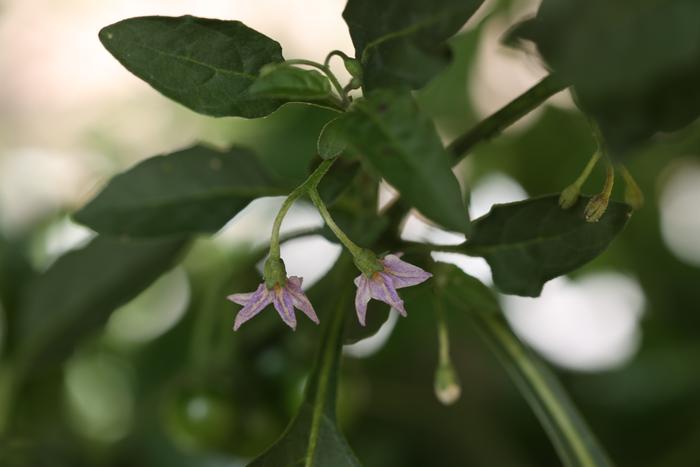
(2, 0, 700, 466)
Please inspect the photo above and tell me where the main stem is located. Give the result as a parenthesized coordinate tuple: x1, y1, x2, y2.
(447, 74, 568, 164)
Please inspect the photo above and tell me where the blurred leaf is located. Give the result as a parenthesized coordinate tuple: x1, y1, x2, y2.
(13, 235, 188, 371)
(510, 0, 700, 155)
(100, 15, 285, 118)
(463, 195, 631, 296)
(0, 237, 35, 347)
(248, 257, 360, 467)
(74, 145, 284, 237)
(440, 264, 614, 467)
(250, 65, 334, 103)
(338, 89, 469, 233)
(318, 117, 348, 160)
(343, 0, 485, 90)
(316, 158, 360, 204)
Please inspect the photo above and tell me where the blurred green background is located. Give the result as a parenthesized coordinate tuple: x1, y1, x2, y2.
(1, 0, 700, 466)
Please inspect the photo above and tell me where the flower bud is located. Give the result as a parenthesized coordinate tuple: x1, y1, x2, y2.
(559, 184, 581, 209)
(584, 194, 610, 223)
(434, 361, 461, 406)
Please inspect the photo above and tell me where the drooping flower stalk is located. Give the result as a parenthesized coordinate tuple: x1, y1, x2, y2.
(228, 160, 334, 330)
(433, 297, 461, 405)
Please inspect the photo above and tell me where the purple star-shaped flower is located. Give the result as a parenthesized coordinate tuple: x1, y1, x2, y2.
(353, 254, 432, 326)
(228, 276, 319, 331)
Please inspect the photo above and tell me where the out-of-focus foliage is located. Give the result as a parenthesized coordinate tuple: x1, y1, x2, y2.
(509, 0, 700, 155)
(1, 1, 700, 467)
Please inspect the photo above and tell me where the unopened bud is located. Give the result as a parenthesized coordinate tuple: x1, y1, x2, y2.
(559, 184, 581, 209)
(434, 361, 461, 406)
(584, 194, 610, 223)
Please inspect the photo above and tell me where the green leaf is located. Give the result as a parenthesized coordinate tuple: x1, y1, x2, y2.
(13, 235, 188, 371)
(338, 89, 470, 233)
(248, 257, 360, 467)
(463, 195, 631, 296)
(99, 15, 285, 118)
(509, 0, 700, 155)
(342, 0, 485, 90)
(74, 145, 284, 237)
(317, 117, 348, 160)
(250, 65, 334, 102)
(440, 265, 615, 467)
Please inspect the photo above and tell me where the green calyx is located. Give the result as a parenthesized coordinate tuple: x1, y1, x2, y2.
(353, 248, 383, 277)
(264, 257, 287, 289)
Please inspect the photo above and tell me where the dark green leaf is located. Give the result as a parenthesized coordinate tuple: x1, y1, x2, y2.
(13, 235, 188, 370)
(100, 15, 285, 118)
(343, 0, 485, 90)
(317, 117, 348, 160)
(463, 195, 631, 296)
(74, 145, 284, 237)
(440, 264, 614, 467)
(510, 0, 700, 155)
(249, 64, 333, 102)
(338, 89, 470, 233)
(248, 256, 360, 467)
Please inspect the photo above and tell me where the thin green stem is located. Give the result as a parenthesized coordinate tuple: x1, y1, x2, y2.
(573, 150, 602, 189)
(435, 299, 451, 364)
(308, 188, 363, 257)
(599, 158, 615, 198)
(268, 159, 335, 260)
(283, 59, 349, 106)
(324, 50, 353, 68)
(447, 74, 568, 164)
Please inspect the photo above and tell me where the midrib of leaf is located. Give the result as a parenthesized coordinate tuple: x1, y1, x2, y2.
(123, 41, 258, 80)
(94, 185, 288, 212)
(451, 289, 613, 467)
(360, 7, 468, 61)
(463, 228, 611, 256)
(304, 287, 347, 467)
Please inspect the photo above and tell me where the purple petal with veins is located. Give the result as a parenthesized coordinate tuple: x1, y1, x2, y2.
(230, 283, 273, 331)
(354, 275, 372, 326)
(272, 285, 298, 330)
(286, 276, 319, 324)
(382, 254, 433, 289)
(368, 272, 407, 316)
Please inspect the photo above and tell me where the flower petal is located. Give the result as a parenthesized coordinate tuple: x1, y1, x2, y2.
(286, 276, 319, 324)
(272, 285, 298, 330)
(382, 254, 433, 289)
(354, 274, 372, 326)
(227, 291, 255, 306)
(369, 272, 407, 316)
(233, 283, 272, 331)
